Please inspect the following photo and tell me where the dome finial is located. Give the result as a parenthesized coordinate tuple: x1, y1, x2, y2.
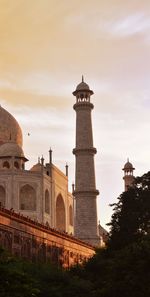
(127, 157, 129, 162)
(82, 75, 84, 83)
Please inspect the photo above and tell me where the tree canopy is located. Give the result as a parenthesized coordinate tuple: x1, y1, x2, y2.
(108, 171, 150, 250)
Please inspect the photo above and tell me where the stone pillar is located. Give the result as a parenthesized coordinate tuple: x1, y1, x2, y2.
(72, 77, 100, 246)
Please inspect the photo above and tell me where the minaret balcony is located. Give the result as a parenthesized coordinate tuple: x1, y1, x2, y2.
(73, 189, 99, 196)
(73, 147, 97, 155)
(73, 101, 94, 111)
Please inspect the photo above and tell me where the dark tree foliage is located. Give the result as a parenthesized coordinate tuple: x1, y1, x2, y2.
(71, 237, 150, 297)
(108, 171, 150, 250)
(0, 247, 39, 297)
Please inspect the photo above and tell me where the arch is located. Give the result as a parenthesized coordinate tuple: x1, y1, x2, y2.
(69, 205, 73, 226)
(45, 189, 50, 214)
(20, 184, 36, 211)
(21, 239, 31, 259)
(38, 243, 46, 262)
(3, 161, 10, 169)
(3, 233, 12, 252)
(56, 194, 66, 231)
(0, 185, 5, 207)
(14, 161, 19, 169)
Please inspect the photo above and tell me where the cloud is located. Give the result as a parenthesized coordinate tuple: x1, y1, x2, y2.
(0, 88, 71, 111)
(64, 6, 150, 41)
(103, 13, 150, 38)
(0, 72, 73, 96)
(0, 79, 16, 90)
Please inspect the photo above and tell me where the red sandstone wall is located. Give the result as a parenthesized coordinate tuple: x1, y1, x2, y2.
(0, 207, 95, 268)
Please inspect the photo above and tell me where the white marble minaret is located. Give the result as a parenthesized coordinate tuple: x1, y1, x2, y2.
(73, 77, 100, 246)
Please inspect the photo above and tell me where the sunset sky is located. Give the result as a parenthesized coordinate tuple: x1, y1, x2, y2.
(0, 0, 150, 229)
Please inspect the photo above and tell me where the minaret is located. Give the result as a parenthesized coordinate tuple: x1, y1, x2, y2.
(72, 77, 100, 246)
(122, 159, 135, 191)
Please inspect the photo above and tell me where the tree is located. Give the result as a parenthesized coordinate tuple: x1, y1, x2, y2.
(73, 238, 150, 297)
(0, 247, 39, 297)
(108, 171, 150, 250)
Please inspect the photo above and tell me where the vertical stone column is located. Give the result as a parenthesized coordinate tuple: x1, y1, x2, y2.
(72, 78, 100, 246)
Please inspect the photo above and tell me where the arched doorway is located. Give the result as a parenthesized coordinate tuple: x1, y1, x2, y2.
(20, 184, 36, 211)
(56, 194, 66, 231)
(0, 185, 5, 207)
(3, 233, 12, 252)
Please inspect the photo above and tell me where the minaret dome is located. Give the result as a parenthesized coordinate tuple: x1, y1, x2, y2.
(73, 76, 93, 103)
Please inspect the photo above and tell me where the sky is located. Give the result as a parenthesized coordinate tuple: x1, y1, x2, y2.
(0, 0, 150, 230)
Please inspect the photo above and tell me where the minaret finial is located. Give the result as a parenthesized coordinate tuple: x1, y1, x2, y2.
(41, 155, 44, 166)
(82, 75, 84, 83)
(49, 147, 52, 164)
(65, 162, 68, 177)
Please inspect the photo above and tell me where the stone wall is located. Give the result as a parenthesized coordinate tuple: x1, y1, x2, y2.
(0, 205, 94, 268)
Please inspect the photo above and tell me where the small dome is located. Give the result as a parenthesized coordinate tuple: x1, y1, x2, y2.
(0, 142, 25, 158)
(73, 76, 94, 96)
(123, 160, 135, 170)
(0, 106, 23, 147)
(30, 163, 42, 172)
(76, 81, 90, 91)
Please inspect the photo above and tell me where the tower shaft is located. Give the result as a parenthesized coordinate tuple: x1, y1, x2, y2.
(123, 175, 135, 191)
(74, 103, 96, 190)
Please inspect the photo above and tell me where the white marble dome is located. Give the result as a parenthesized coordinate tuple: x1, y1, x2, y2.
(0, 106, 23, 147)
